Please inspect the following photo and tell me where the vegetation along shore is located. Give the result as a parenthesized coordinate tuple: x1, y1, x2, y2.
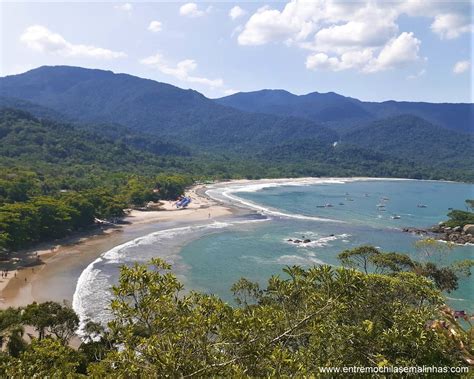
(0, 64, 472, 375)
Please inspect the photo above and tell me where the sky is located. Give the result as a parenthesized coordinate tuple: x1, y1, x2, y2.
(0, 0, 472, 103)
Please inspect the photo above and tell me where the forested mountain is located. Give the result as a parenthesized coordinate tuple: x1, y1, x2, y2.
(342, 115, 474, 172)
(217, 90, 474, 134)
(0, 66, 337, 150)
(216, 90, 373, 129)
(0, 65, 472, 181)
(0, 96, 69, 122)
(0, 108, 188, 169)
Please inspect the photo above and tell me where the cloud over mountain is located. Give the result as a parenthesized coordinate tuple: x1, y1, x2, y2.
(20, 25, 126, 59)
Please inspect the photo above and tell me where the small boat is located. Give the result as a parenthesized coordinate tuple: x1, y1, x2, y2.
(376, 204, 385, 208)
(325, 203, 334, 208)
(316, 205, 325, 208)
(346, 198, 354, 201)
(417, 204, 427, 208)
(391, 215, 401, 219)
(381, 197, 390, 201)
(339, 202, 345, 206)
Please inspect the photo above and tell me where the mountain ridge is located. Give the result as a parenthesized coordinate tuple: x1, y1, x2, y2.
(216, 89, 473, 134)
(0, 65, 472, 181)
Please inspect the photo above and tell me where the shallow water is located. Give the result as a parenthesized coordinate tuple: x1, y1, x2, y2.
(73, 179, 474, 329)
(182, 179, 474, 309)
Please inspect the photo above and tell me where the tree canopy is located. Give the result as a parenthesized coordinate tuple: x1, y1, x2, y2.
(0, 253, 472, 376)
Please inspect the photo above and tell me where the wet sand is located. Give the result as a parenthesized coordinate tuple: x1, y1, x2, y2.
(0, 185, 232, 308)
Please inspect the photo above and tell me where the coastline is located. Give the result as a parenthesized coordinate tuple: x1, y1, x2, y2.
(1, 176, 470, 310)
(0, 184, 233, 309)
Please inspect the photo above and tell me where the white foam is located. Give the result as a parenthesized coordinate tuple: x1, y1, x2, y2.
(243, 254, 326, 266)
(276, 255, 325, 266)
(72, 219, 269, 335)
(286, 233, 351, 248)
(205, 177, 418, 223)
(446, 297, 467, 302)
(211, 187, 342, 223)
(208, 177, 418, 196)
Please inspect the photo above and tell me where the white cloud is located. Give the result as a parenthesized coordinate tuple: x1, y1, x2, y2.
(114, 3, 132, 12)
(229, 6, 246, 20)
(407, 69, 426, 80)
(179, 3, 205, 18)
(140, 53, 224, 88)
(223, 88, 240, 96)
(306, 49, 374, 72)
(453, 60, 470, 74)
(306, 32, 421, 73)
(20, 25, 126, 59)
(312, 7, 399, 54)
(231, 25, 244, 38)
(431, 13, 472, 39)
(365, 32, 421, 72)
(239, 0, 472, 46)
(398, 1, 472, 39)
(237, 0, 471, 74)
(306, 53, 343, 71)
(237, 2, 316, 46)
(148, 21, 162, 33)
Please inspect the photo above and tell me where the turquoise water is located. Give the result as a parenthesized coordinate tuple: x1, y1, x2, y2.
(73, 179, 474, 329)
(181, 180, 474, 310)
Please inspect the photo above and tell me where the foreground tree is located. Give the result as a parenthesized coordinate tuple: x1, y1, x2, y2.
(22, 301, 79, 344)
(88, 258, 471, 376)
(4, 339, 83, 378)
(339, 245, 474, 293)
(0, 257, 472, 376)
(0, 307, 26, 357)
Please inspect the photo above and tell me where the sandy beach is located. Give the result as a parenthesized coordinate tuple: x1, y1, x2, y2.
(0, 176, 416, 309)
(0, 184, 232, 309)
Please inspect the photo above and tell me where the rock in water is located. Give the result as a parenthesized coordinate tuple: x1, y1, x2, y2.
(463, 224, 474, 234)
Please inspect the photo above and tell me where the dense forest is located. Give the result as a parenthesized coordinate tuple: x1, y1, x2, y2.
(0, 108, 197, 251)
(1, 66, 472, 181)
(0, 66, 473, 375)
(0, 246, 472, 376)
(217, 88, 474, 134)
(0, 94, 473, 252)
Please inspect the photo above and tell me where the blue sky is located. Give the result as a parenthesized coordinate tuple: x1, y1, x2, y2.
(0, 1, 472, 102)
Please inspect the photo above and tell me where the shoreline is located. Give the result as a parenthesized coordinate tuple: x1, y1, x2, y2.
(1, 177, 471, 309)
(0, 184, 233, 309)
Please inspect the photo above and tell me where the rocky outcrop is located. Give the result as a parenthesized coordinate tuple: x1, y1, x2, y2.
(463, 224, 474, 234)
(287, 238, 312, 244)
(402, 227, 430, 235)
(403, 225, 474, 245)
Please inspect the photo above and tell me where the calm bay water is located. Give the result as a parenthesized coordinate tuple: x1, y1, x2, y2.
(181, 179, 474, 310)
(73, 179, 474, 329)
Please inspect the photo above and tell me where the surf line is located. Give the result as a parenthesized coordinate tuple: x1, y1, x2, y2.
(210, 186, 344, 223)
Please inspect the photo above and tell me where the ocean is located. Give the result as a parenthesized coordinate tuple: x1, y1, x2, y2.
(73, 178, 474, 331)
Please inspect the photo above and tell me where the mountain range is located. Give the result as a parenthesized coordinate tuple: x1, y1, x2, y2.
(217, 89, 473, 134)
(0, 65, 472, 181)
